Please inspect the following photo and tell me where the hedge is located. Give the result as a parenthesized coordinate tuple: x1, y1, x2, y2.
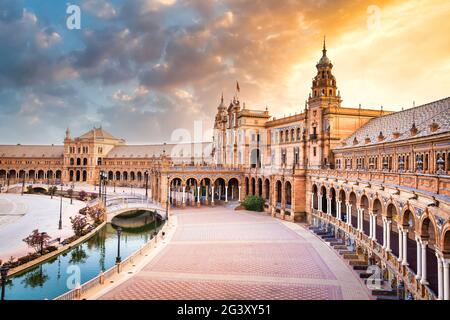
(241, 195, 265, 212)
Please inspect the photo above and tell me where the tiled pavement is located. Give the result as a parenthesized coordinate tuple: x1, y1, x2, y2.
(100, 207, 371, 300)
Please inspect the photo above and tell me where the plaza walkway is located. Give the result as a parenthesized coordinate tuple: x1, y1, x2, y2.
(0, 194, 85, 261)
(99, 207, 371, 300)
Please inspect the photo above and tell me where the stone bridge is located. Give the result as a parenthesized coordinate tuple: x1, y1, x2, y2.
(102, 195, 167, 223)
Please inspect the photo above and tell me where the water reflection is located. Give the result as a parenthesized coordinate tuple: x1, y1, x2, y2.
(4, 210, 161, 300)
(21, 266, 48, 289)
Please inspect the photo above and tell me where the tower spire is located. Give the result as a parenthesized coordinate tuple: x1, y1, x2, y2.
(323, 35, 326, 55)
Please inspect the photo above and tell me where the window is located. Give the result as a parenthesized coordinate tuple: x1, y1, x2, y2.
(281, 148, 287, 165)
(313, 147, 317, 157)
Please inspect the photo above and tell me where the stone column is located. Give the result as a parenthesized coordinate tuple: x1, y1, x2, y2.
(382, 217, 386, 248)
(444, 260, 449, 300)
(346, 203, 352, 226)
(318, 194, 322, 212)
(402, 229, 408, 266)
(420, 241, 428, 285)
(372, 214, 377, 241)
(360, 209, 364, 231)
(398, 228, 403, 262)
(197, 186, 201, 207)
(238, 186, 241, 201)
(368, 212, 373, 238)
(327, 198, 331, 216)
(416, 237, 422, 280)
(211, 186, 215, 206)
(358, 208, 363, 232)
(225, 186, 228, 203)
(436, 253, 444, 300)
(311, 193, 314, 210)
(336, 200, 341, 220)
(386, 220, 392, 252)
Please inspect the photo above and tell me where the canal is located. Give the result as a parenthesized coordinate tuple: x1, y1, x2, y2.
(4, 211, 161, 300)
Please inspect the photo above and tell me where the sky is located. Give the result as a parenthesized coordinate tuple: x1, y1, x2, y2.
(0, 0, 449, 145)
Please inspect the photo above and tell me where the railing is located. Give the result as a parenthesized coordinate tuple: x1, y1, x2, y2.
(309, 169, 450, 198)
(310, 209, 437, 300)
(54, 221, 168, 300)
(168, 165, 244, 172)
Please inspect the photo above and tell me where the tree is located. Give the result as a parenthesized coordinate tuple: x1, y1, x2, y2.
(88, 205, 106, 224)
(241, 195, 265, 212)
(23, 230, 51, 255)
(26, 185, 34, 194)
(48, 186, 57, 199)
(78, 190, 87, 201)
(70, 215, 89, 236)
(67, 188, 74, 204)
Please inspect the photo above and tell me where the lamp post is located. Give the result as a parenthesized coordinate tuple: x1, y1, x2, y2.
(21, 173, 25, 196)
(145, 171, 149, 199)
(98, 170, 103, 200)
(103, 177, 107, 207)
(58, 183, 63, 230)
(115, 227, 122, 264)
(166, 175, 170, 223)
(99, 171, 107, 206)
(0, 266, 9, 301)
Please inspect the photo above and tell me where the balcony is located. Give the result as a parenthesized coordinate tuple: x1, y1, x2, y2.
(309, 133, 318, 141)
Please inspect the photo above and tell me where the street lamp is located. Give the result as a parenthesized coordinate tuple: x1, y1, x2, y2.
(144, 171, 149, 200)
(0, 265, 9, 301)
(58, 183, 63, 230)
(115, 227, 122, 263)
(103, 177, 107, 207)
(166, 176, 170, 223)
(99, 171, 107, 205)
(21, 173, 25, 196)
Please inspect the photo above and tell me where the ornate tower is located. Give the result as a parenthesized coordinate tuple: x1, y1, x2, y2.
(309, 37, 341, 107)
(213, 93, 228, 164)
(306, 38, 342, 169)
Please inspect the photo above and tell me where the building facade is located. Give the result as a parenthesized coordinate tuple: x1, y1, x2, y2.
(0, 42, 449, 300)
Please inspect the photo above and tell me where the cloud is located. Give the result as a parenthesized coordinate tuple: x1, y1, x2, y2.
(0, 0, 449, 144)
(35, 27, 61, 48)
(82, 0, 117, 19)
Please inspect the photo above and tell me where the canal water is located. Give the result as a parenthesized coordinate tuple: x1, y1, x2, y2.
(4, 212, 161, 300)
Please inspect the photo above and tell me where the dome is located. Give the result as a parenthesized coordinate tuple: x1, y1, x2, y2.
(319, 54, 331, 65)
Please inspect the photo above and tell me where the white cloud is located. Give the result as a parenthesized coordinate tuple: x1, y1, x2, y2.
(35, 29, 61, 49)
(82, 0, 117, 19)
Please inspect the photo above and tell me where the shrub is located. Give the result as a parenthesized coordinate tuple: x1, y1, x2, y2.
(241, 195, 265, 212)
(78, 190, 87, 201)
(26, 185, 34, 194)
(83, 204, 106, 224)
(48, 186, 57, 196)
(70, 215, 89, 236)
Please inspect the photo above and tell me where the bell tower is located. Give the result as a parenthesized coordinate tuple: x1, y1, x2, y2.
(306, 37, 341, 169)
(309, 37, 341, 108)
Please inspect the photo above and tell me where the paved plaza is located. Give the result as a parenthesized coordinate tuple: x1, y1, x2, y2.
(100, 207, 371, 300)
(0, 193, 85, 261)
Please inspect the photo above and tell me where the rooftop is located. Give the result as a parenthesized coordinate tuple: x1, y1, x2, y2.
(336, 97, 450, 149)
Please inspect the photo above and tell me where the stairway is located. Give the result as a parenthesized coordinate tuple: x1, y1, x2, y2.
(309, 225, 400, 300)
